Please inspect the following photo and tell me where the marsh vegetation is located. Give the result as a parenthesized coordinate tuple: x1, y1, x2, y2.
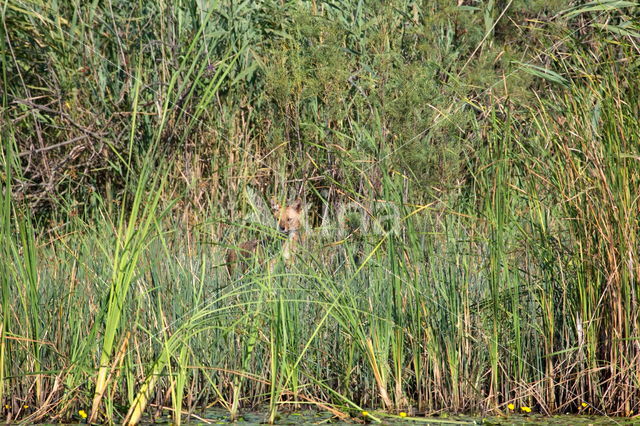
(2, 0, 640, 423)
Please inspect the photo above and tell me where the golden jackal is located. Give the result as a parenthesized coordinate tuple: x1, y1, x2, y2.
(226, 198, 303, 275)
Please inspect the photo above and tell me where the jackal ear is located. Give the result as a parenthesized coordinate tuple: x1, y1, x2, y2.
(291, 198, 303, 212)
(270, 198, 281, 212)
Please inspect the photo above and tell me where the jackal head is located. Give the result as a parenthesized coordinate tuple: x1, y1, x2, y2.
(271, 198, 303, 236)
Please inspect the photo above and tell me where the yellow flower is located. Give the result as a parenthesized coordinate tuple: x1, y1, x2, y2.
(399, 412, 407, 417)
(521, 406, 531, 413)
(507, 403, 515, 410)
(581, 402, 588, 408)
(23, 405, 29, 409)
(362, 411, 369, 417)
(79, 409, 88, 419)
(4, 405, 9, 409)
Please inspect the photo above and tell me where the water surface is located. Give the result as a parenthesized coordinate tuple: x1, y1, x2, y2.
(149, 408, 638, 425)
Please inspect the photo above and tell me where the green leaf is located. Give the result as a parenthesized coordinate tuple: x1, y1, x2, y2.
(512, 61, 570, 88)
(592, 22, 640, 38)
(562, 0, 638, 19)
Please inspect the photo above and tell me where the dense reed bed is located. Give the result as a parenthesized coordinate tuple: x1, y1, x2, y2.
(2, 0, 640, 423)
